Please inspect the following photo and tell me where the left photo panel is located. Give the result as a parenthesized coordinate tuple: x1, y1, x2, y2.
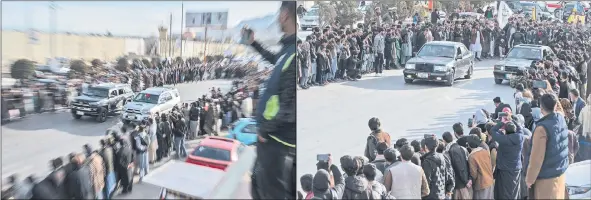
(1, 1, 298, 199)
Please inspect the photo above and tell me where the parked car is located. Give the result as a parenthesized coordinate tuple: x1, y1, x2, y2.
(226, 118, 257, 145)
(403, 41, 474, 86)
(185, 136, 247, 171)
(300, 8, 319, 31)
(121, 86, 181, 124)
(565, 160, 591, 199)
(71, 83, 134, 122)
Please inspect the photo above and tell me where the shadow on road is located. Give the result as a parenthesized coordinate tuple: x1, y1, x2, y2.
(2, 111, 119, 136)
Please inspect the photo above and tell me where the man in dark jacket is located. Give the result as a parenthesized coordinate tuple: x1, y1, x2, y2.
(65, 153, 93, 199)
(99, 138, 116, 199)
(421, 136, 455, 200)
(492, 97, 512, 119)
(341, 155, 372, 199)
(312, 158, 345, 199)
(442, 131, 472, 199)
(431, 9, 440, 24)
(490, 120, 525, 199)
(116, 140, 135, 194)
(370, 142, 390, 174)
(188, 103, 200, 139)
(248, 1, 297, 199)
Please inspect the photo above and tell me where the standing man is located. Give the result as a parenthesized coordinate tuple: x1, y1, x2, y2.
(526, 94, 569, 199)
(373, 28, 386, 76)
(245, 1, 296, 199)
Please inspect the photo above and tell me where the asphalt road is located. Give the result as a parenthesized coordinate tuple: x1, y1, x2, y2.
(296, 59, 516, 191)
(1, 80, 233, 182)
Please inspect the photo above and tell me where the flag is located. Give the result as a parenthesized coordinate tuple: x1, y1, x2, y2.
(497, 1, 514, 29)
(428, 0, 433, 10)
(532, 6, 537, 21)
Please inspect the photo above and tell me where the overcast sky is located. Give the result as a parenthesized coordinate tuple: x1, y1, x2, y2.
(1, 1, 280, 37)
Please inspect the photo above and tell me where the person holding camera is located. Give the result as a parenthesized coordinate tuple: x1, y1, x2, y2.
(525, 94, 570, 199)
(311, 154, 345, 199)
(489, 110, 525, 199)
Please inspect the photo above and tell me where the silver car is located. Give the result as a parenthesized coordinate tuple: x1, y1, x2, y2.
(493, 44, 554, 84)
(403, 41, 475, 86)
(121, 87, 181, 124)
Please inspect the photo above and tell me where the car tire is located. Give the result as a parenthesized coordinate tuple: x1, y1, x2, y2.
(494, 79, 503, 84)
(72, 113, 82, 120)
(404, 79, 413, 84)
(445, 70, 455, 86)
(96, 109, 107, 123)
(464, 64, 473, 79)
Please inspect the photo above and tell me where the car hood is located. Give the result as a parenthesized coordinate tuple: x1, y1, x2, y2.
(74, 95, 103, 103)
(407, 56, 454, 65)
(565, 160, 591, 187)
(496, 58, 535, 67)
(302, 15, 318, 20)
(125, 102, 157, 112)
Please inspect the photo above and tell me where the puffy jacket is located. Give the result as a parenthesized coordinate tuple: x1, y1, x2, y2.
(342, 175, 372, 199)
(421, 151, 454, 200)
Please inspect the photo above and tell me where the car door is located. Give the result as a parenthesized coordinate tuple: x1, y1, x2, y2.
(108, 89, 119, 109)
(454, 47, 466, 76)
(461, 45, 472, 71)
(159, 92, 173, 112)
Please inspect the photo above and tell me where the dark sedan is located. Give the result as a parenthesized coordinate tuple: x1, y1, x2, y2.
(403, 41, 475, 86)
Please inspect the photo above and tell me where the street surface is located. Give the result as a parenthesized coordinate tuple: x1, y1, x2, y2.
(1, 80, 233, 184)
(296, 59, 515, 190)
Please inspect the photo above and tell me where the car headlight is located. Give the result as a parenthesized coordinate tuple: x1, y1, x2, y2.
(568, 185, 591, 196)
(90, 101, 104, 106)
(494, 65, 505, 71)
(405, 64, 415, 69)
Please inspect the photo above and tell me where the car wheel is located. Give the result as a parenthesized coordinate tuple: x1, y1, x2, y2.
(72, 113, 82, 119)
(445, 70, 455, 86)
(464, 64, 473, 79)
(494, 79, 503, 84)
(404, 79, 413, 84)
(96, 110, 107, 123)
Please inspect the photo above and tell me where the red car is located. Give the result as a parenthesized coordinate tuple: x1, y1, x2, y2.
(185, 136, 246, 171)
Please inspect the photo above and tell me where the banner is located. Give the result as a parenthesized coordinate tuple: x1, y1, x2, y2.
(497, 1, 514, 29)
(185, 11, 229, 29)
(532, 6, 537, 21)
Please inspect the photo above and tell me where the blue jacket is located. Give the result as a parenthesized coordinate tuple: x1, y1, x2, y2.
(491, 121, 525, 171)
(533, 112, 569, 179)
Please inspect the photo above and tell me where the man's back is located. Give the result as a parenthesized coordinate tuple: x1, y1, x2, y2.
(389, 161, 424, 199)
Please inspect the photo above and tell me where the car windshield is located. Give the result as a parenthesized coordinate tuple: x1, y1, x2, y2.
(192, 146, 231, 161)
(83, 87, 109, 98)
(305, 9, 318, 16)
(521, 4, 535, 11)
(507, 47, 542, 60)
(132, 92, 159, 104)
(417, 45, 455, 58)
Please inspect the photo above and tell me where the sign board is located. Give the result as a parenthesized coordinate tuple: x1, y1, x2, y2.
(186, 11, 229, 29)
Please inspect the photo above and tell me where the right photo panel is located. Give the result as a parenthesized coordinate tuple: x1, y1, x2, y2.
(297, 1, 591, 199)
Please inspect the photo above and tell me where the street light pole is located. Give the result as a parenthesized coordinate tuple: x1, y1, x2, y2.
(180, 1, 184, 58)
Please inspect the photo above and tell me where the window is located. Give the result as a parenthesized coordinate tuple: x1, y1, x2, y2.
(83, 87, 109, 98)
(133, 93, 160, 104)
(456, 47, 462, 57)
(241, 124, 257, 134)
(191, 146, 231, 161)
(110, 90, 118, 97)
(118, 89, 125, 95)
(159, 93, 172, 103)
(417, 45, 455, 58)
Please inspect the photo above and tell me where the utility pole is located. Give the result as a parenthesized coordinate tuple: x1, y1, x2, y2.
(204, 26, 208, 63)
(169, 13, 173, 58)
(49, 1, 57, 59)
(180, 1, 184, 58)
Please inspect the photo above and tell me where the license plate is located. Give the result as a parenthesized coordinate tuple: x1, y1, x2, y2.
(76, 111, 84, 115)
(417, 73, 429, 78)
(506, 74, 513, 79)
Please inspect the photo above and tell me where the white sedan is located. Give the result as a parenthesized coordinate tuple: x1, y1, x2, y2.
(565, 160, 591, 199)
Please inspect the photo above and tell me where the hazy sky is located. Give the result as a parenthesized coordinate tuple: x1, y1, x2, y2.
(1, 1, 280, 37)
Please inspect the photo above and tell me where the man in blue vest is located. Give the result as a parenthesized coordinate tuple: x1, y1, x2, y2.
(526, 94, 569, 199)
(245, 1, 297, 199)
